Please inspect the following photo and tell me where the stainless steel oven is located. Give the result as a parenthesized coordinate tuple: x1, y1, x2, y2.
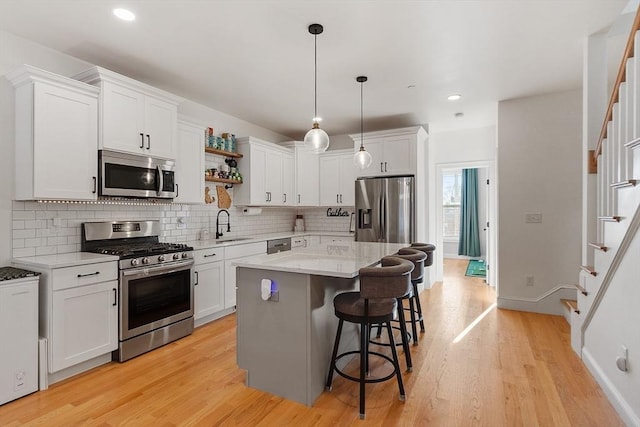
(99, 150, 176, 199)
(118, 258, 194, 361)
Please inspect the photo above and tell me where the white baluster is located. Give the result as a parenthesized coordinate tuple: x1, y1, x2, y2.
(618, 83, 627, 183)
(625, 58, 634, 179)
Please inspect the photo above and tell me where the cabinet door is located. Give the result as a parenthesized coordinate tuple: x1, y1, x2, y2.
(224, 259, 237, 309)
(295, 148, 319, 206)
(32, 82, 98, 200)
(265, 150, 282, 205)
(175, 122, 205, 204)
(101, 81, 145, 154)
(0, 280, 38, 404)
(50, 281, 118, 372)
(281, 152, 294, 206)
(144, 96, 177, 159)
(382, 135, 415, 175)
(319, 156, 341, 205)
(194, 261, 224, 319)
(339, 154, 356, 206)
(250, 144, 268, 204)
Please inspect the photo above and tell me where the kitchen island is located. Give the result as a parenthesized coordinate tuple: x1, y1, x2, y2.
(234, 241, 406, 406)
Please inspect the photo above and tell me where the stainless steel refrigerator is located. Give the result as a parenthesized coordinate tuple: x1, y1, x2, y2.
(355, 175, 415, 243)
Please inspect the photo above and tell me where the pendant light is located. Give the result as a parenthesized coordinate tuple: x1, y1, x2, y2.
(353, 76, 372, 169)
(303, 23, 330, 153)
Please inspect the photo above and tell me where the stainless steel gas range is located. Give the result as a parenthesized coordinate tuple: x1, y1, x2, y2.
(81, 220, 194, 362)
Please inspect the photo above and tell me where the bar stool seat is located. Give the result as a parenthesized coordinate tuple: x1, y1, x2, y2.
(325, 256, 414, 420)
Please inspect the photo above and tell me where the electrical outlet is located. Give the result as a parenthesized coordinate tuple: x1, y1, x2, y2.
(176, 216, 186, 229)
(526, 276, 534, 286)
(525, 213, 542, 223)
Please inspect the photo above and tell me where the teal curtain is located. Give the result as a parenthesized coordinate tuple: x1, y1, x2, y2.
(458, 168, 481, 257)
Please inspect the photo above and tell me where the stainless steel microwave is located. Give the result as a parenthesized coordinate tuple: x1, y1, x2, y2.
(99, 150, 176, 199)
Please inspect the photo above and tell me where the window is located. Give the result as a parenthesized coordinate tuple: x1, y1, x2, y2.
(443, 170, 462, 239)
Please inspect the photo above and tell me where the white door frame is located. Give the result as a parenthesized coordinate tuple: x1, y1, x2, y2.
(433, 160, 497, 288)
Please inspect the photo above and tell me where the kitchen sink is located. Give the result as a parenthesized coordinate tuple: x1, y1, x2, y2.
(215, 237, 252, 244)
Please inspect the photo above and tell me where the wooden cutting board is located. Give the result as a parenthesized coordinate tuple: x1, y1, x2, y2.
(216, 185, 231, 208)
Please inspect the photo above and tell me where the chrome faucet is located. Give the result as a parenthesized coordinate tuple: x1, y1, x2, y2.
(216, 209, 231, 239)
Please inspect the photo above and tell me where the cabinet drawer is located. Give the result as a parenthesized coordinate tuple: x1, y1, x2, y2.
(291, 237, 306, 248)
(225, 242, 266, 259)
(194, 247, 225, 264)
(51, 262, 118, 291)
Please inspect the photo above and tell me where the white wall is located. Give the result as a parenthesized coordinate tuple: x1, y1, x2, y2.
(497, 90, 582, 315)
(428, 125, 497, 283)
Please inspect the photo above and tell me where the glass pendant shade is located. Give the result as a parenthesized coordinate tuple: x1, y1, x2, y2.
(304, 122, 330, 153)
(354, 146, 372, 169)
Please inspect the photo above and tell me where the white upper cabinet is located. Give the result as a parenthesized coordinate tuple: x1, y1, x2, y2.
(234, 137, 294, 206)
(319, 149, 356, 206)
(175, 119, 205, 204)
(74, 66, 181, 160)
(284, 142, 320, 206)
(350, 126, 426, 177)
(8, 65, 99, 201)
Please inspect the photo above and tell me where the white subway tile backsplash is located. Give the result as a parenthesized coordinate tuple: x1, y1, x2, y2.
(13, 211, 36, 220)
(13, 229, 36, 239)
(13, 247, 36, 258)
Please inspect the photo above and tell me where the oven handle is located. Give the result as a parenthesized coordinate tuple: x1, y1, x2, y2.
(121, 259, 194, 278)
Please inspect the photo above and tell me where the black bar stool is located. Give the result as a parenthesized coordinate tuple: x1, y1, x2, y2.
(325, 256, 414, 419)
(395, 248, 427, 345)
(409, 243, 436, 333)
(370, 247, 426, 368)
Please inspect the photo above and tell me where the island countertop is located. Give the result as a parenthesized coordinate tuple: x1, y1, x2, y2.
(233, 241, 407, 278)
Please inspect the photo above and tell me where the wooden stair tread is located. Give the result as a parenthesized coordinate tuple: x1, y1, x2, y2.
(610, 180, 637, 189)
(581, 265, 597, 276)
(588, 242, 608, 252)
(574, 283, 588, 296)
(561, 299, 580, 314)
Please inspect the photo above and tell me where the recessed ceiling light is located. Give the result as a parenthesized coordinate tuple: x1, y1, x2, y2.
(448, 94, 462, 101)
(113, 8, 135, 21)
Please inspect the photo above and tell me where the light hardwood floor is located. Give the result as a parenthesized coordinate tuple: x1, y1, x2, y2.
(0, 259, 622, 426)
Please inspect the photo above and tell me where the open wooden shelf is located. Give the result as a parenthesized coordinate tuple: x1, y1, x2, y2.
(205, 176, 242, 185)
(204, 147, 243, 158)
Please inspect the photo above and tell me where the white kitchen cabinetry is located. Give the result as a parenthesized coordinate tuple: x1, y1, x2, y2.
(13, 257, 118, 378)
(320, 235, 355, 243)
(74, 66, 181, 160)
(319, 150, 356, 206)
(0, 276, 38, 405)
(234, 137, 294, 206)
(350, 126, 425, 177)
(224, 242, 266, 309)
(175, 119, 205, 204)
(8, 65, 99, 201)
(194, 248, 225, 321)
(284, 141, 319, 206)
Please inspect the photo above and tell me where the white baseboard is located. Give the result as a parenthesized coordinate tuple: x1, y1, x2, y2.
(582, 347, 640, 427)
(497, 286, 576, 316)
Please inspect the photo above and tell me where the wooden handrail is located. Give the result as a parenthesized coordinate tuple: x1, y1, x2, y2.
(594, 6, 640, 161)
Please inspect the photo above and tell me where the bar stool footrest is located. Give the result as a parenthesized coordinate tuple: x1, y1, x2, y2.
(333, 350, 398, 384)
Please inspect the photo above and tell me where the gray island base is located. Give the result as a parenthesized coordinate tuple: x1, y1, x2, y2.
(234, 241, 406, 406)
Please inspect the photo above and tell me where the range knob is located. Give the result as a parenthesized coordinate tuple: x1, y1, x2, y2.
(182, 252, 189, 259)
(158, 255, 166, 262)
(173, 253, 180, 260)
(141, 257, 150, 265)
(130, 259, 140, 267)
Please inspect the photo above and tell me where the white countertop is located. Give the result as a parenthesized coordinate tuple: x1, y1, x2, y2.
(12, 252, 119, 269)
(188, 230, 354, 250)
(233, 241, 407, 278)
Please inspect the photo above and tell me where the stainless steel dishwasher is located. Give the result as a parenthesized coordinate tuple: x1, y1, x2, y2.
(267, 237, 291, 254)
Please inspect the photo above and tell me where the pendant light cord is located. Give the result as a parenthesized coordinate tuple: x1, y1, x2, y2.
(360, 79, 364, 149)
(314, 33, 318, 120)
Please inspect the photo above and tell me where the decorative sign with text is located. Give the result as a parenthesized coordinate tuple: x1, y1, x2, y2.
(326, 207, 350, 217)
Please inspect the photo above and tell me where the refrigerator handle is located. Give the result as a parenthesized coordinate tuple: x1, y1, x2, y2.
(379, 194, 384, 241)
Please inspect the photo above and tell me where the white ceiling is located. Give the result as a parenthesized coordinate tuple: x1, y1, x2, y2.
(0, 0, 632, 140)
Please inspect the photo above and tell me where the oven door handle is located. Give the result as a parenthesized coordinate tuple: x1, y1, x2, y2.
(121, 260, 194, 278)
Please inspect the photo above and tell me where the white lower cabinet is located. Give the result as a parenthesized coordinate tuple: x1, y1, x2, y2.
(224, 242, 266, 309)
(12, 258, 118, 378)
(50, 280, 118, 372)
(194, 248, 225, 320)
